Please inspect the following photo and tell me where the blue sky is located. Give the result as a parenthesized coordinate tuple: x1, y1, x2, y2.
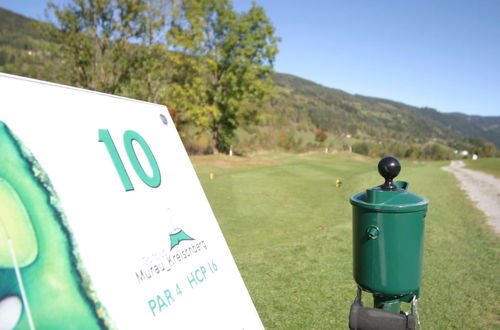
(2, 0, 500, 116)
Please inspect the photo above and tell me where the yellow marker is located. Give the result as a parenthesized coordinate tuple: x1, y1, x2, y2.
(209, 172, 214, 180)
(336, 178, 342, 188)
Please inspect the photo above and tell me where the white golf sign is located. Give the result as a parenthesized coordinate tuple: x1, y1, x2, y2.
(0, 73, 263, 329)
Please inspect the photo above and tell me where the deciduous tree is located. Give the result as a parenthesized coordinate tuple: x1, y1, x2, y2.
(480, 141, 497, 157)
(47, 0, 164, 96)
(169, 0, 279, 152)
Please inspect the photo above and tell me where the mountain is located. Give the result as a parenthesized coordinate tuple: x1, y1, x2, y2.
(0, 8, 52, 52)
(0, 8, 64, 83)
(270, 73, 500, 149)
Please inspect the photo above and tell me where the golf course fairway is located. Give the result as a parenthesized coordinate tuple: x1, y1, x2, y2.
(193, 152, 499, 329)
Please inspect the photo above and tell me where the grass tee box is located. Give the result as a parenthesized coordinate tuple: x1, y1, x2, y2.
(0, 73, 262, 329)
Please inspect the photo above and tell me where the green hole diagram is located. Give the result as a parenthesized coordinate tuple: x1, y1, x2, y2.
(0, 121, 109, 329)
(0, 177, 37, 268)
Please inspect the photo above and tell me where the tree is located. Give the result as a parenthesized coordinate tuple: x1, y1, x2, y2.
(163, 0, 213, 129)
(169, 0, 279, 152)
(422, 143, 453, 160)
(46, 0, 166, 96)
(315, 129, 327, 143)
(480, 141, 497, 157)
(352, 142, 370, 155)
(123, 0, 172, 103)
(404, 144, 421, 159)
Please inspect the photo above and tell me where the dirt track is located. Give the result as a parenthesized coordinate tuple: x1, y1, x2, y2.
(442, 161, 500, 235)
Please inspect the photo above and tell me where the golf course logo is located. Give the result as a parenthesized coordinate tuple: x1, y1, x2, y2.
(135, 225, 208, 284)
(166, 226, 207, 268)
(169, 228, 194, 250)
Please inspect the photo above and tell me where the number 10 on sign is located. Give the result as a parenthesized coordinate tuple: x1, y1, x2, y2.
(98, 129, 161, 191)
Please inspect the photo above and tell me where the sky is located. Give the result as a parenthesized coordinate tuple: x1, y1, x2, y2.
(2, 0, 500, 117)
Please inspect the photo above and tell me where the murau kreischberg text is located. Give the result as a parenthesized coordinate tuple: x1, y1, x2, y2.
(135, 241, 208, 283)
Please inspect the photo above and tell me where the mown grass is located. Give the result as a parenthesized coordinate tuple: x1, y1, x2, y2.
(465, 158, 500, 178)
(192, 152, 500, 329)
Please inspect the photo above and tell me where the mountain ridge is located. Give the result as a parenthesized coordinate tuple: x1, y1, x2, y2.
(270, 72, 500, 149)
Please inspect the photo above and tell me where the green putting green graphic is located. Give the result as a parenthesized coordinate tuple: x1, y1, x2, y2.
(0, 178, 37, 268)
(0, 122, 109, 329)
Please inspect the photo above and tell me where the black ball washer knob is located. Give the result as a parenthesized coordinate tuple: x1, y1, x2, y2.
(378, 156, 401, 190)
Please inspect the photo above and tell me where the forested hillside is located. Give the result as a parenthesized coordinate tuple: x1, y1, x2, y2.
(1, 6, 498, 158)
(0, 8, 66, 83)
(267, 73, 500, 154)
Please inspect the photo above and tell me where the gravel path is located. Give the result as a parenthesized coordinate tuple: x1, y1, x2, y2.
(442, 160, 500, 235)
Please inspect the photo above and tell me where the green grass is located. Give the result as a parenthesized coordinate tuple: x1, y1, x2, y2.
(192, 152, 500, 329)
(465, 158, 500, 178)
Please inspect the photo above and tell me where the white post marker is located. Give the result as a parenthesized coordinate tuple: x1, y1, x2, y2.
(0, 73, 263, 329)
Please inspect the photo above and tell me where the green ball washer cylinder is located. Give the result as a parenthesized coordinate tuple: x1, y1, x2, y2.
(350, 180, 428, 300)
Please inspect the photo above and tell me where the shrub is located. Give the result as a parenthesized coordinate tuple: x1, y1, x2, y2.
(314, 129, 327, 143)
(352, 142, 370, 155)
